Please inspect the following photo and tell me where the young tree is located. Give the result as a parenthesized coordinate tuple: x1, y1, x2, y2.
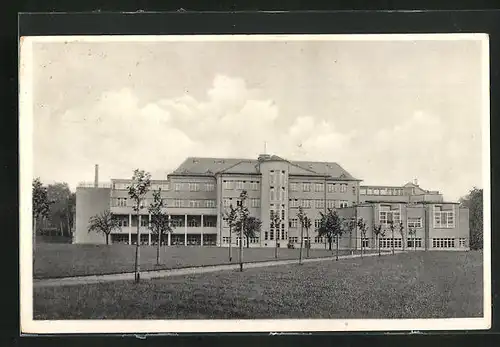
(304, 215, 312, 258)
(459, 187, 483, 250)
(297, 206, 306, 264)
(88, 210, 121, 245)
(357, 217, 368, 257)
(47, 182, 73, 236)
(271, 210, 282, 259)
(317, 208, 343, 260)
(236, 216, 262, 249)
(235, 190, 249, 271)
(398, 222, 406, 251)
(223, 204, 238, 261)
(388, 220, 396, 255)
(343, 217, 356, 255)
(148, 188, 174, 265)
(128, 169, 151, 283)
(373, 224, 383, 256)
(32, 178, 50, 254)
(407, 226, 417, 251)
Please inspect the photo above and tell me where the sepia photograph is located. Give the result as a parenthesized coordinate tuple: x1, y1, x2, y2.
(19, 34, 490, 333)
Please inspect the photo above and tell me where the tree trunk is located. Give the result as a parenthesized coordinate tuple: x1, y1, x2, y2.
(239, 223, 243, 272)
(392, 228, 395, 255)
(402, 234, 405, 251)
(378, 235, 381, 256)
(229, 226, 232, 262)
(106, 233, 109, 245)
(157, 232, 161, 265)
(328, 238, 332, 251)
(60, 220, 64, 237)
(33, 217, 37, 265)
(246, 236, 250, 249)
(299, 225, 303, 264)
(336, 235, 339, 261)
(361, 236, 364, 258)
(134, 212, 141, 283)
(306, 227, 310, 258)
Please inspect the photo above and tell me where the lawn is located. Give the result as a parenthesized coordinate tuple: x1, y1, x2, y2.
(34, 243, 373, 279)
(33, 250, 483, 319)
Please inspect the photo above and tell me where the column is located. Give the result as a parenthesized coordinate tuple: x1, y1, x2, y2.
(148, 214, 151, 246)
(128, 213, 132, 245)
(201, 214, 204, 246)
(184, 214, 188, 246)
(167, 215, 171, 246)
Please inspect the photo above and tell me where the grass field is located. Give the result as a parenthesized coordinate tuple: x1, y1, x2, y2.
(34, 243, 373, 279)
(33, 250, 483, 319)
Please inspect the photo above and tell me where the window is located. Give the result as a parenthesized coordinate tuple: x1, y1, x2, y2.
(224, 181, 234, 190)
(290, 183, 298, 191)
(407, 217, 422, 228)
(281, 209, 285, 219)
(367, 188, 373, 195)
(222, 237, 230, 244)
(204, 218, 216, 227)
(315, 183, 324, 192)
(339, 201, 348, 208)
(432, 238, 456, 248)
(340, 184, 347, 193)
(379, 208, 401, 225)
(236, 181, 245, 190)
(315, 219, 321, 228)
(289, 219, 298, 228)
(314, 236, 323, 243)
(289, 199, 299, 208)
(205, 183, 215, 191)
(459, 238, 466, 247)
(115, 216, 129, 227)
(270, 231, 274, 240)
(140, 217, 149, 227)
(206, 200, 216, 208)
(360, 188, 366, 195)
(250, 237, 259, 244)
(264, 232, 269, 240)
(174, 183, 182, 191)
(223, 198, 232, 208)
(326, 200, 336, 209)
(250, 198, 260, 208)
(171, 218, 183, 227)
(250, 182, 259, 190)
(327, 183, 336, 193)
(161, 183, 170, 191)
(303, 183, 311, 192)
(361, 238, 369, 248)
(174, 199, 183, 208)
(116, 198, 127, 207)
(270, 187, 276, 201)
(301, 199, 312, 208)
(407, 238, 422, 248)
(434, 206, 455, 228)
(187, 183, 198, 192)
(379, 238, 403, 248)
(281, 231, 285, 240)
(352, 186, 356, 195)
(188, 218, 200, 227)
(289, 237, 298, 243)
(315, 199, 325, 209)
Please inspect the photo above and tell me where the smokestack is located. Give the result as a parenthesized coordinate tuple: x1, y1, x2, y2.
(94, 164, 99, 188)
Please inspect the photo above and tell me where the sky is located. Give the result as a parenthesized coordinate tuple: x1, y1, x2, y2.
(29, 36, 486, 201)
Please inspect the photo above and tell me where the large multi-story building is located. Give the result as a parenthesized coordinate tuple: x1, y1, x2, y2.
(74, 154, 470, 250)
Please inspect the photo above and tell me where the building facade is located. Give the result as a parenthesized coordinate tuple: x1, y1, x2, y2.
(74, 155, 470, 250)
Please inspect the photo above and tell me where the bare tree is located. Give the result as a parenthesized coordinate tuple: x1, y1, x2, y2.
(223, 204, 238, 261)
(357, 217, 368, 257)
(88, 210, 120, 245)
(398, 222, 406, 251)
(271, 210, 282, 259)
(148, 188, 174, 265)
(235, 190, 249, 271)
(127, 169, 151, 283)
(373, 224, 383, 256)
(388, 220, 395, 255)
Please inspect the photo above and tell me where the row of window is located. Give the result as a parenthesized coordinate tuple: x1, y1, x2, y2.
(264, 231, 288, 241)
(290, 182, 351, 193)
(113, 215, 217, 228)
(223, 180, 260, 190)
(432, 238, 467, 248)
(113, 198, 217, 209)
(223, 198, 261, 208)
(289, 199, 349, 209)
(113, 182, 216, 192)
(360, 187, 405, 196)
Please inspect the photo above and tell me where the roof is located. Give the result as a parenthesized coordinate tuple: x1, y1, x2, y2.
(169, 155, 358, 180)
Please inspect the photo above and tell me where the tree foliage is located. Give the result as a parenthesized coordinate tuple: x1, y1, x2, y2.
(47, 182, 75, 236)
(148, 189, 173, 238)
(33, 178, 50, 223)
(316, 208, 343, 251)
(234, 190, 261, 247)
(460, 187, 483, 250)
(88, 210, 120, 245)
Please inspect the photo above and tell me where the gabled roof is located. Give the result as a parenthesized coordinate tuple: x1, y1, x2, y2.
(169, 155, 358, 180)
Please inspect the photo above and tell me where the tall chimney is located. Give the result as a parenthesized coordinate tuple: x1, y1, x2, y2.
(94, 164, 99, 188)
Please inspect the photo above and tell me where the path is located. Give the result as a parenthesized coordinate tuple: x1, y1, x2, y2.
(33, 251, 404, 288)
